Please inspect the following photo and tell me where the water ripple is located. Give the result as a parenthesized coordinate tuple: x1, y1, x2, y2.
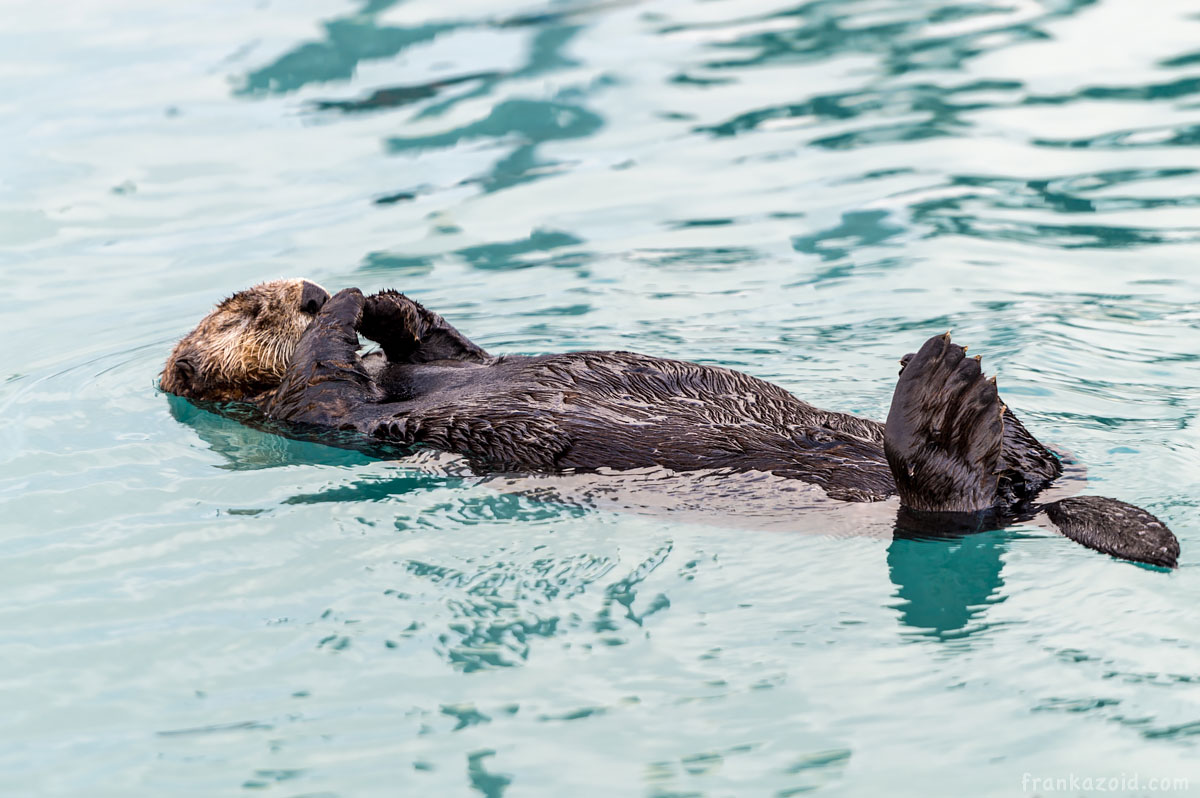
(4, 0, 1200, 794)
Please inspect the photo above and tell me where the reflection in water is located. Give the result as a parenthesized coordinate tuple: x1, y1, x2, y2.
(363, 229, 586, 276)
(241, 1, 605, 196)
(414, 24, 588, 122)
(887, 528, 1008, 640)
(700, 79, 1021, 140)
(904, 167, 1200, 249)
(360, 250, 436, 275)
(385, 98, 604, 194)
(454, 229, 584, 270)
(235, 0, 1200, 266)
(238, 0, 623, 98)
(238, 18, 461, 96)
(171, 388, 1022, 647)
(166, 394, 376, 470)
(170, 387, 1023, 651)
(467, 750, 512, 798)
(792, 210, 905, 261)
(403, 549, 620, 672)
(691, 0, 1094, 77)
(309, 72, 502, 113)
(235, 0, 463, 97)
(282, 471, 458, 504)
(681, 3, 1050, 158)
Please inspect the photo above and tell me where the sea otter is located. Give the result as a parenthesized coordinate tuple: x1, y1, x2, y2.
(162, 279, 1181, 568)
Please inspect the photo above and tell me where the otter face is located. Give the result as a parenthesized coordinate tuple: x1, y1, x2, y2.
(161, 279, 331, 402)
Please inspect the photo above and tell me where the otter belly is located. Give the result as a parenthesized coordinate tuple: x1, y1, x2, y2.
(369, 351, 898, 502)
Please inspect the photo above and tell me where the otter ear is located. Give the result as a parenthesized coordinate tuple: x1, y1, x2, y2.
(169, 356, 206, 397)
(175, 357, 195, 382)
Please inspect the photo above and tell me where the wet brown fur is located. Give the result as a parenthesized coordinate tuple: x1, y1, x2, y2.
(161, 282, 1180, 567)
(161, 279, 330, 402)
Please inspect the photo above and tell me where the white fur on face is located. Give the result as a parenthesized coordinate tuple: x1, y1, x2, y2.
(164, 279, 323, 399)
(204, 295, 310, 384)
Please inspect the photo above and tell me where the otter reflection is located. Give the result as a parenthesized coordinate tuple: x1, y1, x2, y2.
(888, 526, 1008, 640)
(165, 404, 1013, 637)
(166, 393, 376, 471)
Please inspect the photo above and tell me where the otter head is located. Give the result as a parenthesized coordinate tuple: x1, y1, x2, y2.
(161, 279, 331, 402)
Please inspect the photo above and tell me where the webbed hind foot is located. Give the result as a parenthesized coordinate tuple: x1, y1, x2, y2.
(885, 333, 1003, 512)
(1044, 496, 1179, 568)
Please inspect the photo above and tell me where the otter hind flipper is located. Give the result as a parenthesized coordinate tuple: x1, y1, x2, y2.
(899, 344, 1062, 503)
(1043, 496, 1180, 568)
(885, 333, 1004, 513)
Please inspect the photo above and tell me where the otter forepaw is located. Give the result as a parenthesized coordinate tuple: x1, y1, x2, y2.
(320, 287, 366, 330)
(358, 290, 491, 365)
(885, 333, 1004, 512)
(360, 290, 424, 360)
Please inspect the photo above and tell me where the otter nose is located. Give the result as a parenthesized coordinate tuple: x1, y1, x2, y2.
(300, 281, 330, 315)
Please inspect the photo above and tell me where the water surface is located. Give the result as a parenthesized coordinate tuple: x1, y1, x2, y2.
(2, 0, 1199, 795)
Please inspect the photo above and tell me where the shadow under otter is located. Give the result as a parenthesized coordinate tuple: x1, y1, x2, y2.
(163, 284, 1181, 568)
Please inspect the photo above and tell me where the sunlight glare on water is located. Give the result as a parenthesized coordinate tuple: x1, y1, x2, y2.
(1, 0, 1199, 795)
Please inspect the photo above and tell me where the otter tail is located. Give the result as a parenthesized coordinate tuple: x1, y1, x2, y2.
(885, 333, 1180, 568)
(1041, 496, 1179, 568)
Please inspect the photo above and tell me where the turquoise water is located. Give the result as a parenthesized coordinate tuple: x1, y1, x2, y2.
(3, 0, 1200, 794)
